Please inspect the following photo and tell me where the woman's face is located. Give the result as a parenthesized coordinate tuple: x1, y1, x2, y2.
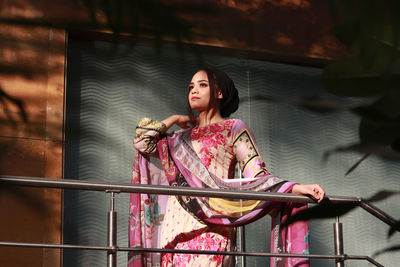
(188, 71, 211, 112)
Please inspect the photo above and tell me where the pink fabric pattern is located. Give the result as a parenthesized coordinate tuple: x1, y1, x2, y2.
(271, 203, 310, 267)
(161, 229, 229, 267)
(129, 118, 310, 267)
(190, 119, 234, 168)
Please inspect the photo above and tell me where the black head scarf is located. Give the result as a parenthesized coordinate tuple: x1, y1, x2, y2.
(204, 69, 239, 117)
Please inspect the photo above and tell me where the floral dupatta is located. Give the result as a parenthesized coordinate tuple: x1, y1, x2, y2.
(128, 129, 310, 267)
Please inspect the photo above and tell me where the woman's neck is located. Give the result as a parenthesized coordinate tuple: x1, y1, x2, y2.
(197, 109, 224, 128)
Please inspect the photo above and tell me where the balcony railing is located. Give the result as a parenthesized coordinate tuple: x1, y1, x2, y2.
(0, 175, 396, 267)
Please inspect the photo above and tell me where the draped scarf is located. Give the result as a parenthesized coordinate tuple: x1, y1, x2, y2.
(128, 129, 310, 267)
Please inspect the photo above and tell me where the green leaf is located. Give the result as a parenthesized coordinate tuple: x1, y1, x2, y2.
(351, 93, 400, 149)
(330, 21, 361, 49)
(391, 138, 400, 151)
(352, 93, 400, 120)
(358, 117, 400, 146)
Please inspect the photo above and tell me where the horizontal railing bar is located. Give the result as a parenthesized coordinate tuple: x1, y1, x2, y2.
(359, 200, 397, 226)
(344, 255, 384, 267)
(0, 241, 370, 261)
(0, 176, 388, 267)
(127, 248, 382, 266)
(0, 241, 342, 258)
(0, 175, 348, 203)
(0, 241, 383, 266)
(321, 195, 361, 203)
(0, 176, 396, 228)
(124, 247, 342, 259)
(0, 241, 109, 251)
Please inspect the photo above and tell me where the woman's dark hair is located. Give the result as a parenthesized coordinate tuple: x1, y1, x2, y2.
(187, 69, 239, 119)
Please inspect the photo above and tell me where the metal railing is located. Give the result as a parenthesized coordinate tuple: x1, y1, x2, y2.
(0, 175, 396, 267)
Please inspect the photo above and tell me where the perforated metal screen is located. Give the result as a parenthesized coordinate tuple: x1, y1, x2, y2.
(64, 37, 400, 267)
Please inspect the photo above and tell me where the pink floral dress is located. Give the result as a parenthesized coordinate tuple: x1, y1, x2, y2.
(133, 118, 285, 267)
(158, 119, 270, 267)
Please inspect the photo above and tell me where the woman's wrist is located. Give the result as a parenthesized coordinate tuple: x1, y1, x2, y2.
(162, 115, 194, 129)
(161, 115, 178, 129)
(290, 184, 300, 194)
(290, 183, 325, 203)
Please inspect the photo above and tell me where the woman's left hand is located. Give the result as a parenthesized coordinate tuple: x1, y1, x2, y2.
(291, 184, 325, 203)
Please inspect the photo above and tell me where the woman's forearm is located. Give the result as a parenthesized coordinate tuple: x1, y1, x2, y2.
(162, 115, 193, 130)
(161, 115, 179, 130)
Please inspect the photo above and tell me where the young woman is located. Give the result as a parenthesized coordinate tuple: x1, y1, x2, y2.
(128, 69, 325, 267)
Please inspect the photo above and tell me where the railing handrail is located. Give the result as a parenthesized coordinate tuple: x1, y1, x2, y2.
(0, 240, 384, 266)
(0, 240, 381, 261)
(0, 175, 392, 267)
(0, 175, 397, 227)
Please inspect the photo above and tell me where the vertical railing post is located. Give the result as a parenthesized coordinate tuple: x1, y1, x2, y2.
(237, 167, 246, 267)
(107, 191, 118, 267)
(237, 226, 246, 267)
(333, 216, 344, 267)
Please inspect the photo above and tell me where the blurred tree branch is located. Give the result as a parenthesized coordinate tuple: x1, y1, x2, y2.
(277, 0, 400, 258)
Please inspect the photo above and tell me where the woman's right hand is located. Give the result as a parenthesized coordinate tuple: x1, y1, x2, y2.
(174, 115, 196, 128)
(291, 184, 325, 203)
(162, 115, 197, 130)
